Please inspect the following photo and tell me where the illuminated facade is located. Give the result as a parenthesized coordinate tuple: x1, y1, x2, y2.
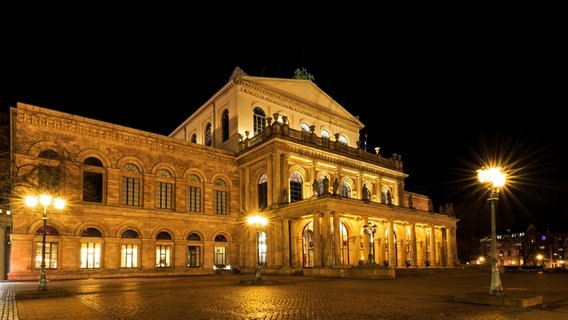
(7, 67, 459, 281)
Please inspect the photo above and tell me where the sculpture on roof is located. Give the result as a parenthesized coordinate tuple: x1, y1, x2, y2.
(293, 67, 315, 81)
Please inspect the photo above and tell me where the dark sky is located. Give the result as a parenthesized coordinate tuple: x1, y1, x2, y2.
(1, 15, 566, 234)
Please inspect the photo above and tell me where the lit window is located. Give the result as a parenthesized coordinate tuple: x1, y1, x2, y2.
(253, 107, 266, 136)
(81, 243, 101, 269)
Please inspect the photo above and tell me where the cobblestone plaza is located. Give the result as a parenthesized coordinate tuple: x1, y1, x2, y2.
(1, 270, 567, 319)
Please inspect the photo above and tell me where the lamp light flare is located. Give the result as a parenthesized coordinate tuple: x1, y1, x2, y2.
(39, 195, 52, 206)
(247, 215, 268, 226)
(477, 167, 506, 187)
(25, 196, 39, 207)
(53, 198, 66, 210)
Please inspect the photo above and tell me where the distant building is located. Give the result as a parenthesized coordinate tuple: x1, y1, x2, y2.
(474, 224, 567, 270)
(6, 67, 459, 281)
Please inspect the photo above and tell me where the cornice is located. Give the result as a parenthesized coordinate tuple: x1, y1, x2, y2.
(237, 138, 405, 180)
(13, 106, 236, 165)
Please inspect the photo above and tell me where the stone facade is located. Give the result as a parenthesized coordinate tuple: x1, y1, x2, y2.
(6, 67, 459, 281)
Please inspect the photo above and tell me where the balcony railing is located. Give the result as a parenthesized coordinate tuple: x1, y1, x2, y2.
(239, 122, 403, 172)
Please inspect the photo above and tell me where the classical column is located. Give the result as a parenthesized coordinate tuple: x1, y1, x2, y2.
(450, 226, 459, 266)
(332, 212, 341, 266)
(279, 153, 289, 203)
(312, 212, 321, 267)
(387, 220, 395, 266)
(281, 219, 291, 267)
(376, 222, 385, 264)
(410, 223, 417, 266)
(430, 226, 437, 266)
(355, 173, 362, 200)
(322, 212, 332, 267)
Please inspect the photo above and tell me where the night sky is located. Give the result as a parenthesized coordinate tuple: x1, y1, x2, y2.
(1, 15, 566, 234)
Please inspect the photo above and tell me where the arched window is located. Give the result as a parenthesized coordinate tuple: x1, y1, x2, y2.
(121, 229, 139, 238)
(34, 226, 59, 270)
(187, 174, 202, 213)
(82, 228, 102, 237)
(187, 232, 201, 241)
(339, 135, 348, 145)
(156, 169, 174, 210)
(187, 232, 202, 267)
(340, 182, 351, 198)
(81, 228, 102, 269)
(156, 231, 172, 240)
(258, 173, 268, 210)
(301, 123, 310, 132)
(83, 157, 102, 166)
(122, 163, 141, 206)
(214, 234, 227, 266)
(302, 223, 315, 268)
(156, 231, 173, 268)
(190, 133, 197, 143)
(222, 109, 229, 142)
(289, 171, 303, 203)
(213, 178, 228, 215)
(321, 129, 330, 140)
(205, 123, 212, 146)
(253, 107, 266, 136)
(83, 157, 104, 203)
(121, 229, 139, 268)
(35, 225, 59, 236)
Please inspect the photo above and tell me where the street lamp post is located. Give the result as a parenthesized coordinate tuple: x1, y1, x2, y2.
(363, 222, 377, 264)
(537, 254, 543, 268)
(25, 194, 66, 291)
(477, 167, 506, 296)
(247, 215, 267, 281)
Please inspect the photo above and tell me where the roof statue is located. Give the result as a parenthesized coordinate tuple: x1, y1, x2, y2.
(293, 67, 315, 81)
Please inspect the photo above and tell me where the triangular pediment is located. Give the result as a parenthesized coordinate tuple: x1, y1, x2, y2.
(230, 67, 363, 128)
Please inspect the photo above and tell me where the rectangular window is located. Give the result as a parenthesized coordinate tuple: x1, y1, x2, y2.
(156, 245, 171, 268)
(188, 186, 201, 212)
(83, 171, 103, 202)
(258, 182, 267, 210)
(81, 243, 101, 269)
(290, 181, 302, 203)
(187, 246, 201, 267)
(157, 182, 173, 209)
(259, 232, 267, 267)
(214, 246, 226, 266)
(121, 244, 138, 268)
(35, 242, 58, 269)
(122, 177, 140, 206)
(214, 190, 227, 215)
